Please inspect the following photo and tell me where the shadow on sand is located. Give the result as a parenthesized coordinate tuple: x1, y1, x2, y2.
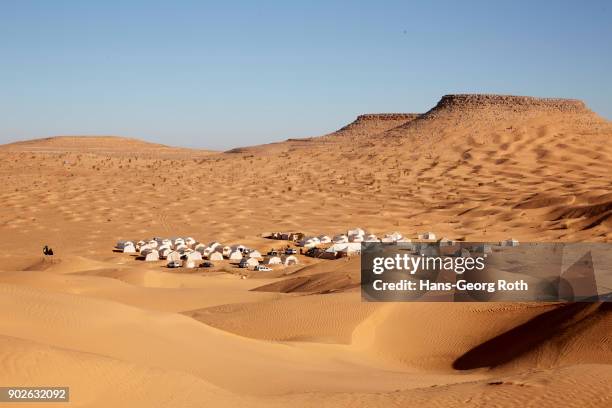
(452, 302, 610, 370)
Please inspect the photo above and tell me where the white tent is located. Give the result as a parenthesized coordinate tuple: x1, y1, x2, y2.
(350, 235, 364, 243)
(147, 240, 158, 248)
(318, 235, 332, 244)
(248, 250, 262, 259)
(298, 236, 318, 247)
(303, 237, 320, 248)
(184, 237, 196, 247)
(144, 250, 160, 261)
(326, 243, 361, 256)
(158, 247, 171, 259)
(231, 244, 247, 253)
(333, 234, 349, 244)
(161, 239, 172, 247)
(115, 240, 133, 250)
(282, 255, 299, 266)
(222, 246, 232, 258)
(364, 234, 379, 242)
(173, 238, 185, 246)
(158, 244, 171, 251)
(140, 246, 155, 256)
(381, 232, 403, 243)
(194, 243, 206, 253)
(185, 252, 202, 261)
(246, 257, 259, 269)
(209, 252, 224, 261)
(265, 256, 282, 265)
(122, 243, 136, 253)
(418, 232, 436, 240)
(229, 251, 243, 261)
(166, 251, 181, 262)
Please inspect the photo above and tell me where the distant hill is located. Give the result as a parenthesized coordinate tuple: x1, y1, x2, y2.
(220, 94, 612, 241)
(0, 135, 215, 158)
(3, 94, 611, 241)
(224, 113, 420, 154)
(384, 94, 607, 141)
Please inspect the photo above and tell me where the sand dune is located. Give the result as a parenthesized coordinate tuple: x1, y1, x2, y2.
(0, 268, 281, 312)
(0, 335, 248, 408)
(5, 334, 608, 408)
(1, 94, 611, 407)
(0, 283, 475, 397)
(264, 364, 612, 408)
(350, 302, 612, 371)
(185, 291, 376, 343)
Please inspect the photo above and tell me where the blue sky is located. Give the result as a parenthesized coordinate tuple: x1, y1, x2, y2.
(1, 0, 610, 149)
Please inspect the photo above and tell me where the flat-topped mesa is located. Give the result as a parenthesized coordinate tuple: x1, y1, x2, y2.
(433, 94, 589, 114)
(384, 94, 604, 138)
(353, 113, 421, 122)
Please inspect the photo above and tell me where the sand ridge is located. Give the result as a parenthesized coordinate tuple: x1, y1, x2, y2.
(320, 113, 421, 140)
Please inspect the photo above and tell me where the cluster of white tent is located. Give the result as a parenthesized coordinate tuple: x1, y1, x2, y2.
(297, 228, 429, 248)
(286, 228, 521, 255)
(295, 228, 440, 256)
(115, 232, 519, 270)
(114, 238, 268, 269)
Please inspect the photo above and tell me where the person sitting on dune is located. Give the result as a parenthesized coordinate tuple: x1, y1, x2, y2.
(43, 245, 54, 256)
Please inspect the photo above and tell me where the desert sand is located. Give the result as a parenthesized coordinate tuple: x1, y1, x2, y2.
(0, 94, 611, 407)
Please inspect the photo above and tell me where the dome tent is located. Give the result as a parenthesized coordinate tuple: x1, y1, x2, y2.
(122, 242, 136, 253)
(265, 256, 282, 265)
(282, 255, 299, 266)
(166, 251, 181, 262)
(229, 250, 243, 261)
(144, 249, 160, 261)
(209, 252, 224, 261)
